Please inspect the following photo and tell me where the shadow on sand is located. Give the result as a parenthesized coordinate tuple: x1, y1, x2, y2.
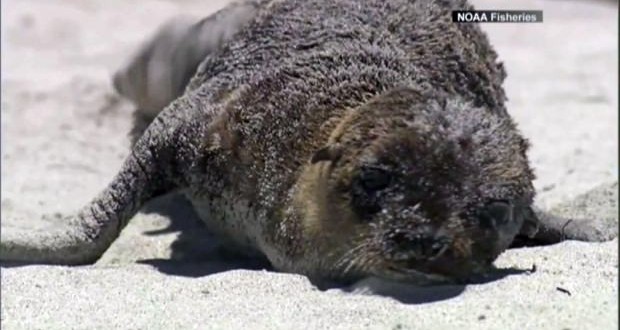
(135, 193, 273, 277)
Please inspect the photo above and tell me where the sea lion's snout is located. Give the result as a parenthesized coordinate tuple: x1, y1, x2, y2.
(476, 200, 524, 254)
(365, 199, 533, 283)
(386, 225, 452, 262)
(478, 200, 512, 231)
(378, 219, 484, 281)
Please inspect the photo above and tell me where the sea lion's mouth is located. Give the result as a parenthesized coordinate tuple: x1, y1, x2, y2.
(377, 254, 495, 285)
(379, 264, 453, 285)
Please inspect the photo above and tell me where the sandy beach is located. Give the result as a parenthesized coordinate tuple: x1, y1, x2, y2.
(1, 0, 618, 329)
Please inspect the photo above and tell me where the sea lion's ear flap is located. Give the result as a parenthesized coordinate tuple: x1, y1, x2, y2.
(311, 143, 343, 164)
(519, 206, 540, 238)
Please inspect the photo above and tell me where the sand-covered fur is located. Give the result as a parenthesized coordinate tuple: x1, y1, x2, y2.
(0, 0, 614, 285)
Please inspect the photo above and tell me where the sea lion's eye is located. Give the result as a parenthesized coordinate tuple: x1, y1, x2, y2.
(349, 166, 392, 216)
(359, 166, 392, 192)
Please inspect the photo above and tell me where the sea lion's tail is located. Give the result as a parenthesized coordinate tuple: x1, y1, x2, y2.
(0, 117, 181, 265)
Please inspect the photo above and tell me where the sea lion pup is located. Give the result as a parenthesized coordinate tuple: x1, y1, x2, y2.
(0, 0, 599, 284)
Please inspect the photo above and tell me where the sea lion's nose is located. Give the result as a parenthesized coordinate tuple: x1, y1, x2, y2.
(479, 201, 512, 230)
(478, 200, 522, 253)
(389, 225, 451, 261)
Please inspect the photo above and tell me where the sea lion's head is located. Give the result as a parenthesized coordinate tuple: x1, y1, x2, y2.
(290, 87, 538, 284)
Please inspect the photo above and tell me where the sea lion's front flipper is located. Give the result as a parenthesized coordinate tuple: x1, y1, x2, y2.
(513, 181, 618, 246)
(0, 102, 199, 265)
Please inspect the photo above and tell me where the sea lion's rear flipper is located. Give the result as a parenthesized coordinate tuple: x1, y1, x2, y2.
(513, 181, 618, 246)
(113, 0, 260, 145)
(0, 108, 193, 265)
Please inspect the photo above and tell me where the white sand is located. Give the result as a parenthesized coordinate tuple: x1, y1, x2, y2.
(1, 0, 618, 329)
